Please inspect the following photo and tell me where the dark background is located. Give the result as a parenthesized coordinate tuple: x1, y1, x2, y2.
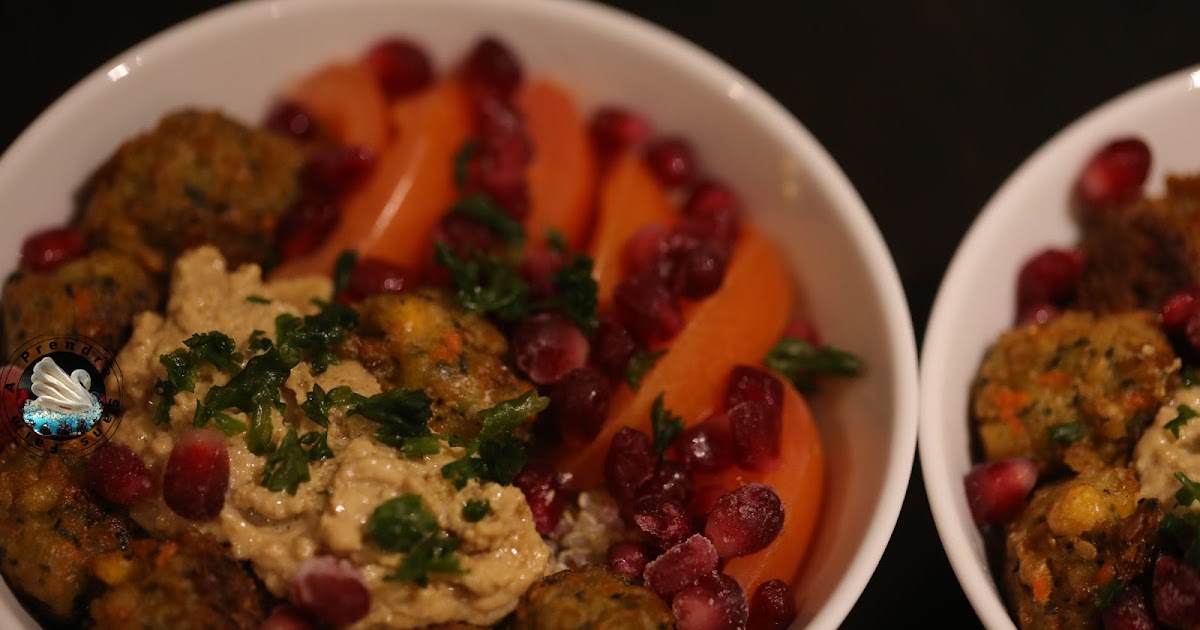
(3, 1, 1200, 627)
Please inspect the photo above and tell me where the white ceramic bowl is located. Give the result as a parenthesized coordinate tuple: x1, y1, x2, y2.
(921, 66, 1200, 628)
(0, 0, 918, 627)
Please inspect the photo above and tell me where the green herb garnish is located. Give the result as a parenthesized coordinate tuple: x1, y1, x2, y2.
(434, 243, 531, 323)
(442, 390, 549, 489)
(261, 426, 311, 494)
(453, 140, 476, 191)
(625, 349, 666, 389)
(152, 331, 244, 424)
(1160, 511, 1200, 568)
(389, 532, 462, 586)
(195, 348, 291, 455)
(333, 250, 358, 299)
(545, 255, 598, 334)
(350, 388, 434, 447)
(246, 295, 271, 305)
(451, 194, 525, 249)
(1167, 404, 1200, 439)
(1046, 421, 1085, 445)
(1176, 471, 1200, 507)
(274, 301, 359, 374)
(764, 337, 862, 392)
(1093, 580, 1124, 609)
(649, 392, 683, 457)
(370, 495, 463, 587)
(462, 499, 490, 522)
(1184, 367, 1200, 388)
(248, 329, 272, 352)
(301, 384, 359, 428)
(545, 228, 568, 253)
(299, 431, 334, 461)
(210, 412, 248, 437)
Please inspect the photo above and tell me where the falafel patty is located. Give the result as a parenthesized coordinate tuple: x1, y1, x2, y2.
(513, 565, 673, 630)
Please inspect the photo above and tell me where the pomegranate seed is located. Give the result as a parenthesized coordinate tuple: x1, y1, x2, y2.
(263, 101, 320, 141)
(613, 274, 684, 344)
(290, 555, 371, 627)
(1015, 248, 1085, 312)
(676, 416, 734, 474)
(704, 483, 784, 558)
(1018, 303, 1061, 326)
(729, 401, 783, 472)
(86, 443, 152, 505)
(435, 212, 499, 258)
(590, 318, 638, 380)
(520, 249, 566, 301)
(1155, 555, 1200, 628)
(689, 483, 730, 520)
(672, 572, 748, 630)
(638, 459, 693, 506)
(550, 366, 613, 447)
(783, 319, 822, 347)
(726, 366, 784, 414)
(1185, 309, 1200, 352)
(608, 542, 652, 580)
(645, 138, 697, 188)
(301, 146, 375, 198)
(276, 198, 340, 261)
(345, 258, 413, 300)
(633, 494, 694, 548)
(1162, 287, 1200, 333)
(605, 428, 658, 509)
(462, 36, 523, 102)
(681, 181, 741, 245)
(674, 240, 728, 299)
(513, 313, 590, 385)
(748, 579, 798, 630)
(363, 37, 433, 98)
(643, 534, 719, 597)
(962, 457, 1038, 526)
(20, 226, 86, 273)
(162, 429, 230, 521)
(261, 605, 314, 630)
(622, 224, 672, 278)
(590, 106, 650, 155)
(1074, 137, 1152, 211)
(513, 465, 570, 535)
(1102, 585, 1154, 630)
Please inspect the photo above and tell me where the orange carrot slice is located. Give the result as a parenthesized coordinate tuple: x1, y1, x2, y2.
(516, 79, 597, 251)
(287, 62, 391, 153)
(273, 80, 472, 278)
(556, 225, 793, 488)
(589, 151, 676, 304)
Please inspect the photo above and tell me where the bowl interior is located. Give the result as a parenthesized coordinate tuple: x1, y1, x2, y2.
(919, 67, 1200, 629)
(0, 0, 917, 627)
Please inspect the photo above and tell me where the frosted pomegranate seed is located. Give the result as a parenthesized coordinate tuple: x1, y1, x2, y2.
(1102, 585, 1154, 630)
(513, 465, 570, 535)
(261, 605, 313, 630)
(1162, 287, 1200, 333)
(613, 273, 684, 344)
(20, 226, 86, 273)
(748, 579, 798, 630)
(550, 366, 613, 447)
(676, 416, 734, 474)
(86, 443, 152, 505)
(1018, 303, 1061, 326)
(704, 483, 784, 558)
(1155, 555, 1200, 628)
(590, 107, 650, 155)
(590, 318, 638, 380)
(1016, 248, 1085, 312)
(962, 457, 1037, 526)
(729, 401, 782, 472)
(346, 258, 413, 300)
(689, 483, 730, 520)
(520, 249, 566, 301)
(301, 146, 375, 198)
(672, 572, 748, 630)
(435, 212, 499, 258)
(633, 494, 694, 548)
(605, 428, 658, 510)
(645, 138, 697, 188)
(290, 556, 371, 627)
(622, 224, 672, 278)
(1074, 137, 1151, 211)
(638, 460, 693, 506)
(643, 534, 719, 597)
(363, 37, 432, 98)
(463, 37, 522, 101)
(675, 240, 728, 299)
(513, 313, 590, 385)
(264, 101, 320, 141)
(276, 198, 340, 261)
(726, 366, 784, 415)
(608, 542, 652, 580)
(681, 181, 741, 245)
(162, 429, 230, 521)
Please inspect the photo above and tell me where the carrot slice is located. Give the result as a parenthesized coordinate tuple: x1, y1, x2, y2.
(589, 151, 676, 304)
(556, 225, 793, 488)
(287, 62, 391, 153)
(707, 382, 825, 597)
(273, 80, 472, 278)
(516, 79, 597, 251)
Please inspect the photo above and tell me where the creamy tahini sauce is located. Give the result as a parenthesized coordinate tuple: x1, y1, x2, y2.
(1136, 385, 1200, 508)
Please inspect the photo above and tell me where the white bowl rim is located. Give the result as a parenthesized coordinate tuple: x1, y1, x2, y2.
(0, 0, 919, 627)
(919, 65, 1200, 629)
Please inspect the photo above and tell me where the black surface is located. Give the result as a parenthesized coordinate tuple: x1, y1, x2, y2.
(3, 1, 1200, 627)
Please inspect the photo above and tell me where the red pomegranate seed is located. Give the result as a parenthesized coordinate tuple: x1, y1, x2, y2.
(590, 318, 638, 380)
(729, 401, 782, 472)
(1015, 248, 1085, 312)
(276, 198, 340, 261)
(162, 429, 230, 521)
(86, 443, 152, 505)
(1185, 309, 1200, 352)
(261, 605, 314, 630)
(674, 240, 728, 299)
(264, 101, 320, 141)
(435, 212, 499, 258)
(672, 572, 748, 630)
(1102, 585, 1154, 630)
(590, 106, 651, 155)
(676, 416, 734, 475)
(633, 494, 695, 549)
(1018, 303, 1061, 326)
(704, 483, 785, 558)
(605, 428, 658, 510)
(622, 224, 672, 278)
(290, 555, 371, 627)
(1074, 137, 1152, 211)
(645, 138, 697, 188)
(613, 273, 684, 344)
(520, 249, 566, 301)
(1162, 287, 1200, 333)
(363, 37, 433, 98)
(726, 366, 784, 414)
(643, 534, 719, 597)
(462, 37, 523, 102)
(783, 319, 822, 347)
(1155, 555, 1200, 628)
(638, 460, 693, 506)
(20, 226, 86, 273)
(301, 146, 376, 199)
(607, 542, 652, 580)
(513, 465, 570, 535)
(681, 181, 741, 246)
(962, 457, 1037, 526)
(345, 258, 413, 300)
(513, 313, 590, 385)
(748, 579, 798, 630)
(689, 483, 730, 520)
(550, 366, 613, 447)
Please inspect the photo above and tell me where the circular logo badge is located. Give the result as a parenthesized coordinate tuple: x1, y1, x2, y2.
(1, 335, 122, 456)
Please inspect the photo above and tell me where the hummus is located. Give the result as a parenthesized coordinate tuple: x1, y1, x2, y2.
(110, 247, 549, 628)
(1134, 385, 1200, 508)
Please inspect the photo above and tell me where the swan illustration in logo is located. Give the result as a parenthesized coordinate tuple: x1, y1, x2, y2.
(23, 356, 103, 437)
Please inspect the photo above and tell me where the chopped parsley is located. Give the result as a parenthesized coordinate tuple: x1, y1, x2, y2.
(389, 533, 462, 587)
(442, 390, 549, 489)
(1184, 367, 1200, 388)
(435, 243, 531, 323)
(649, 393, 683, 457)
(462, 499, 490, 522)
(1176, 471, 1200, 507)
(210, 412, 248, 437)
(194, 348, 291, 455)
(248, 329, 272, 352)
(1046, 421, 1085, 445)
(1093, 580, 1124, 609)
(333, 250, 358, 299)
(301, 384, 359, 428)
(764, 337, 862, 393)
(299, 431, 334, 461)
(1167, 404, 1200, 439)
(451, 194, 525, 249)
(1160, 511, 1200, 568)
(453, 140, 476, 191)
(625, 349, 666, 389)
(544, 255, 599, 334)
(350, 388, 434, 450)
(274, 301, 359, 374)
(369, 495, 463, 587)
(261, 426, 310, 494)
(246, 295, 272, 305)
(153, 331, 244, 424)
(545, 228, 568, 253)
